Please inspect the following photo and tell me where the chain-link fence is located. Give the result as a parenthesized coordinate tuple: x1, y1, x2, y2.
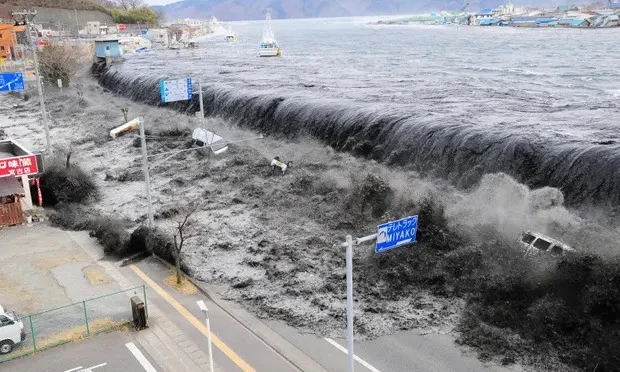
(1, 285, 147, 363)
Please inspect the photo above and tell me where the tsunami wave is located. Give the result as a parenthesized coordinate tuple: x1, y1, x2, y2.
(98, 70, 620, 212)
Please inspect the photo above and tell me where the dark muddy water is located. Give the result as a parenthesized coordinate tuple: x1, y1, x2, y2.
(100, 17, 620, 209)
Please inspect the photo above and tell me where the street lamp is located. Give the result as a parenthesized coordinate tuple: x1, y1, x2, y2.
(196, 300, 214, 372)
(110, 117, 264, 228)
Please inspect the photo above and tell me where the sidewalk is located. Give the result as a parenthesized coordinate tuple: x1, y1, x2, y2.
(68, 231, 327, 372)
(67, 231, 212, 372)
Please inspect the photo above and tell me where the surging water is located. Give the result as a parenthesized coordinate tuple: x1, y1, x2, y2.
(100, 17, 620, 210)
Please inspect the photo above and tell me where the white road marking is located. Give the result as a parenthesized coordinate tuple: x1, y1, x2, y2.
(324, 338, 381, 372)
(63, 363, 107, 372)
(126, 342, 158, 372)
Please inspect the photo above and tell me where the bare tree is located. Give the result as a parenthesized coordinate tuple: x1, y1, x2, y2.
(169, 27, 183, 42)
(172, 203, 199, 285)
(117, 0, 145, 10)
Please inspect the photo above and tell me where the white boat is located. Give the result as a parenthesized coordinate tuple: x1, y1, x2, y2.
(258, 12, 281, 57)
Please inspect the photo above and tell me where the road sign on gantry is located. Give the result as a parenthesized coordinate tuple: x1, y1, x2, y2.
(160, 78, 193, 103)
(375, 215, 418, 253)
(0, 72, 25, 92)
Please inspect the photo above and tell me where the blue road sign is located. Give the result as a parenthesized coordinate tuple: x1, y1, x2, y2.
(0, 72, 25, 92)
(160, 77, 192, 103)
(375, 215, 418, 253)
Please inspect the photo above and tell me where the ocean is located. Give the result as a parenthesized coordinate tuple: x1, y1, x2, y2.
(99, 17, 620, 210)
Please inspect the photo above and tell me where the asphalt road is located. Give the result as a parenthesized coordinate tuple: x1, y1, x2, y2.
(0, 331, 159, 372)
(125, 258, 299, 372)
(266, 320, 514, 372)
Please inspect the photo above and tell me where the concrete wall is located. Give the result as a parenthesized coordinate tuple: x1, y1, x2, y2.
(33, 7, 114, 30)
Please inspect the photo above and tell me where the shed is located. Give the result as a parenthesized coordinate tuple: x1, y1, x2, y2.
(95, 38, 122, 59)
(0, 176, 24, 226)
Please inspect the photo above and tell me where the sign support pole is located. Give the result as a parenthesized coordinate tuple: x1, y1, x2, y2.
(345, 234, 355, 372)
(198, 79, 206, 131)
(139, 118, 154, 228)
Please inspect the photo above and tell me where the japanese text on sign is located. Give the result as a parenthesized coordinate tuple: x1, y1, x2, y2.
(375, 215, 418, 253)
(0, 155, 39, 177)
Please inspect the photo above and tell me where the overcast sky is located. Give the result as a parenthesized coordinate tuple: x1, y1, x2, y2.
(144, 0, 178, 5)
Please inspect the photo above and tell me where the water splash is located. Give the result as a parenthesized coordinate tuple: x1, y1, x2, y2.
(98, 70, 620, 213)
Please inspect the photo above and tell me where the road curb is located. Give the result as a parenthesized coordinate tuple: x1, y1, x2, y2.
(151, 255, 328, 372)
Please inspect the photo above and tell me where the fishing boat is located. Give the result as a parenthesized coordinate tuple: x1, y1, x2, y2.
(258, 12, 281, 57)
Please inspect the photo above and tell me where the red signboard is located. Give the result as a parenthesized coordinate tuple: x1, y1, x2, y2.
(0, 155, 38, 177)
(118, 24, 126, 31)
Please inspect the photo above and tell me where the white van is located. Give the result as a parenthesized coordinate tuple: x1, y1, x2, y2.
(0, 305, 25, 354)
(519, 231, 575, 257)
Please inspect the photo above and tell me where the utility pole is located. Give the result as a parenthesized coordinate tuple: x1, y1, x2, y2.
(75, 9, 80, 35)
(12, 9, 53, 156)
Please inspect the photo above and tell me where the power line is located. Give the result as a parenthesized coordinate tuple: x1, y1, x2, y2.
(11, 9, 53, 156)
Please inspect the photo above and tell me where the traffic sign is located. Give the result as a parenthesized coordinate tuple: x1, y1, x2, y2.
(0, 72, 25, 92)
(375, 215, 418, 253)
(160, 78, 192, 103)
(118, 24, 126, 31)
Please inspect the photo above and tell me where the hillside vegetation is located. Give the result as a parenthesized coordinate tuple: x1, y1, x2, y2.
(0, 0, 110, 13)
(0, 0, 160, 24)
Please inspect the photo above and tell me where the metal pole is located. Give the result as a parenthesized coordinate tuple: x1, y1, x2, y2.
(345, 234, 355, 372)
(83, 300, 90, 336)
(75, 9, 79, 35)
(142, 284, 148, 318)
(198, 79, 206, 131)
(205, 311, 214, 372)
(139, 119, 154, 228)
(29, 315, 36, 352)
(20, 11, 52, 156)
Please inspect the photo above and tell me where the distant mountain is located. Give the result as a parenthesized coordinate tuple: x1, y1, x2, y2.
(153, 0, 556, 21)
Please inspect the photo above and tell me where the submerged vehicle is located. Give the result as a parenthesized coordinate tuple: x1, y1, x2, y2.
(258, 12, 281, 57)
(225, 30, 238, 42)
(519, 231, 575, 257)
(0, 305, 25, 355)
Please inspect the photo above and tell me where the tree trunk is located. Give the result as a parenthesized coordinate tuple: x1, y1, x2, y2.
(65, 151, 72, 169)
(176, 253, 182, 285)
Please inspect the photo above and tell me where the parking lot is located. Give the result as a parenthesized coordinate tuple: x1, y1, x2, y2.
(0, 224, 132, 363)
(1, 331, 160, 372)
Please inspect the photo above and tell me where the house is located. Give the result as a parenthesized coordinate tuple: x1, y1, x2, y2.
(479, 17, 504, 25)
(557, 18, 591, 27)
(494, 2, 516, 15)
(0, 139, 42, 227)
(474, 9, 494, 21)
(94, 38, 123, 62)
(87, 21, 100, 35)
(535, 17, 558, 26)
(0, 23, 17, 60)
(557, 5, 569, 12)
(510, 16, 539, 27)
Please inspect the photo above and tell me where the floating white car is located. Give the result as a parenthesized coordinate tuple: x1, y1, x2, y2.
(519, 231, 575, 257)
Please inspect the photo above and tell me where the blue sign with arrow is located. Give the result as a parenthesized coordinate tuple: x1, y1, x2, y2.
(375, 215, 418, 253)
(0, 72, 25, 92)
